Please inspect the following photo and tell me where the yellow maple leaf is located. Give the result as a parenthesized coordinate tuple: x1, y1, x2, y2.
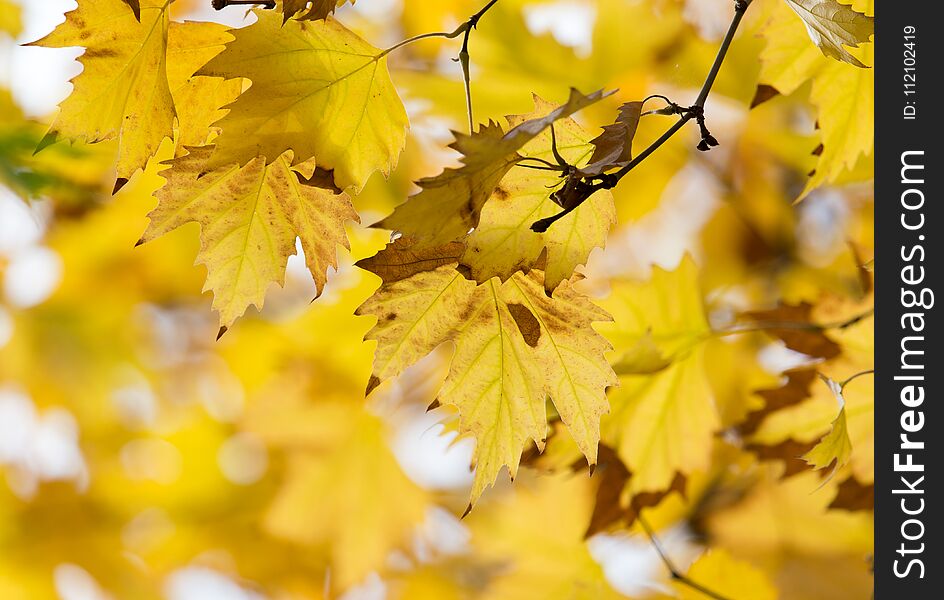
(165, 21, 242, 153)
(261, 405, 428, 589)
(802, 376, 852, 473)
(783, 0, 874, 67)
(467, 473, 626, 600)
(758, 0, 873, 198)
(674, 549, 778, 600)
(196, 9, 408, 192)
(140, 145, 358, 329)
(29, 0, 175, 182)
(356, 241, 616, 505)
(460, 97, 617, 292)
(377, 89, 611, 252)
(600, 257, 720, 492)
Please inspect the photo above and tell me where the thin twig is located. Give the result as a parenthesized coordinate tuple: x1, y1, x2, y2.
(458, 0, 500, 132)
(713, 307, 875, 338)
(637, 515, 734, 600)
(839, 369, 874, 389)
(376, 0, 499, 133)
(212, 0, 276, 9)
(604, 0, 752, 186)
(529, 0, 754, 233)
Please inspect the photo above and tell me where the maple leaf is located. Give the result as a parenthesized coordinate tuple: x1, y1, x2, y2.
(356, 240, 616, 505)
(468, 473, 627, 600)
(599, 257, 720, 492)
(783, 0, 874, 67)
(759, 0, 873, 198)
(29, 0, 175, 183)
(166, 21, 242, 153)
(376, 88, 612, 249)
(802, 375, 852, 473)
(458, 96, 617, 292)
(674, 549, 778, 600)
(253, 397, 429, 589)
(140, 145, 358, 329)
(196, 9, 408, 192)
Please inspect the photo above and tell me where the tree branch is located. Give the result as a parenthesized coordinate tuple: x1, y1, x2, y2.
(533, 0, 754, 231)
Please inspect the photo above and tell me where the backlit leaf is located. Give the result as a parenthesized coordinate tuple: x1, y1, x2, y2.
(356, 241, 616, 505)
(140, 146, 358, 328)
(197, 9, 408, 191)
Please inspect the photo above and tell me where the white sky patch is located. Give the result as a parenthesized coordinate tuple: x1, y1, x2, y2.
(0, 386, 89, 499)
(54, 563, 114, 600)
(0, 191, 49, 256)
(588, 527, 700, 597)
(411, 506, 471, 563)
(0, 305, 12, 349)
(683, 0, 735, 41)
(338, 572, 386, 600)
(392, 407, 474, 491)
(797, 188, 851, 267)
(3, 244, 63, 308)
(757, 340, 819, 374)
(3, 0, 80, 117)
(164, 567, 266, 600)
(523, 1, 596, 57)
(585, 162, 723, 280)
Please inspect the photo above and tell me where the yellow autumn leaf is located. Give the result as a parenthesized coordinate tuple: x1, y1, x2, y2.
(261, 404, 429, 589)
(377, 89, 611, 250)
(758, 0, 873, 198)
(708, 470, 873, 557)
(672, 549, 778, 600)
(468, 473, 626, 600)
(600, 257, 720, 492)
(197, 9, 408, 192)
(0, 0, 21, 37)
(29, 0, 174, 182)
(460, 97, 617, 292)
(802, 376, 852, 472)
(783, 0, 874, 67)
(140, 145, 358, 329)
(165, 21, 242, 153)
(356, 241, 616, 505)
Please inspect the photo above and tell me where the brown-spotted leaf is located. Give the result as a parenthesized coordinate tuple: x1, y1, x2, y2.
(356, 241, 616, 506)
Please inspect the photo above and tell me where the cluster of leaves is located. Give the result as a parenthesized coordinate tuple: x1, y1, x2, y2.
(0, 0, 874, 597)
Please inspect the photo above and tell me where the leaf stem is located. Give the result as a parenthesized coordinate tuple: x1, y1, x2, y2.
(637, 515, 734, 600)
